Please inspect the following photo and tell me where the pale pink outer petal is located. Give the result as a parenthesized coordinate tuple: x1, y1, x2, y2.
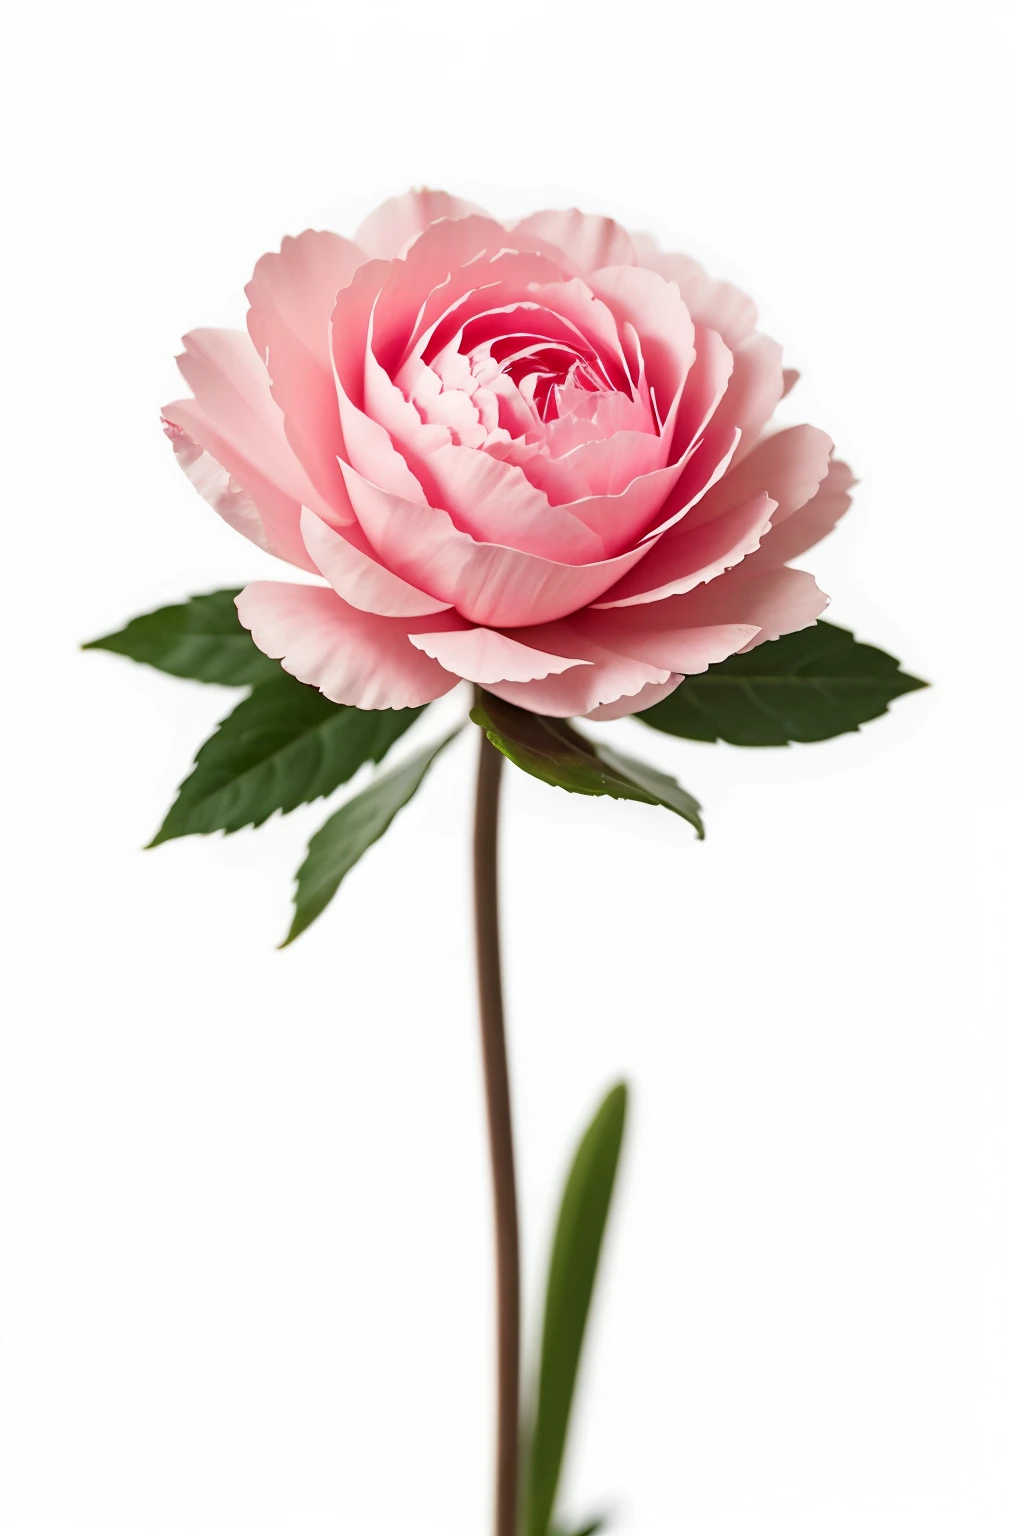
(483, 637, 669, 718)
(171, 328, 327, 512)
(406, 627, 589, 685)
(162, 418, 275, 555)
(782, 367, 800, 398)
(340, 463, 657, 628)
(299, 508, 452, 617)
(743, 458, 855, 569)
(593, 492, 776, 607)
(726, 333, 786, 458)
(163, 331, 317, 571)
(632, 565, 829, 650)
(248, 248, 368, 525)
(354, 189, 488, 259)
(245, 230, 363, 372)
(638, 250, 758, 350)
(235, 583, 460, 709)
(687, 425, 834, 531)
(572, 609, 760, 672)
(507, 209, 638, 274)
(600, 424, 832, 605)
(584, 675, 684, 720)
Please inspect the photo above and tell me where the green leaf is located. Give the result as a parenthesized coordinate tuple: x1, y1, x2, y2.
(521, 1084, 629, 1536)
(282, 731, 459, 946)
(83, 590, 281, 686)
(637, 621, 928, 746)
(471, 695, 703, 838)
(149, 676, 425, 845)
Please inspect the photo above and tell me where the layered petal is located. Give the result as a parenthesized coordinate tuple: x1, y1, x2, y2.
(508, 209, 637, 274)
(584, 674, 684, 720)
(743, 458, 855, 568)
(633, 564, 829, 648)
(354, 189, 488, 259)
(300, 508, 452, 617)
(163, 328, 320, 570)
(594, 491, 776, 607)
(639, 249, 758, 350)
(235, 582, 460, 709)
(341, 464, 655, 627)
(483, 627, 670, 717)
(407, 626, 588, 685)
(245, 230, 363, 374)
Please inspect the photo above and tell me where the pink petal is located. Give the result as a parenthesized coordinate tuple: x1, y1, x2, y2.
(513, 429, 667, 507)
(164, 332, 317, 571)
(782, 367, 800, 398)
(246, 248, 362, 526)
(586, 265, 696, 414)
(416, 442, 608, 561)
(340, 464, 655, 627)
(572, 606, 760, 672)
(354, 189, 488, 259)
(245, 230, 363, 374)
(162, 416, 276, 556)
(481, 623, 671, 716)
(299, 508, 452, 617)
(593, 491, 776, 607)
(235, 582, 460, 709)
(688, 425, 833, 533)
(639, 250, 758, 350)
(637, 565, 829, 649)
(744, 458, 855, 569)
(584, 675, 684, 720)
(407, 626, 588, 685)
(173, 330, 321, 509)
(725, 333, 786, 457)
(508, 209, 638, 274)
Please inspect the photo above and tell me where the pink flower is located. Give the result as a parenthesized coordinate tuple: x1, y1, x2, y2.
(163, 190, 853, 718)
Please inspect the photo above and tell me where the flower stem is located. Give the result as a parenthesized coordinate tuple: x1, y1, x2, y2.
(473, 706, 520, 1536)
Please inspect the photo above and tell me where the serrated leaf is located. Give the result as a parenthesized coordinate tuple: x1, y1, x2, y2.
(470, 695, 703, 838)
(282, 731, 459, 946)
(150, 677, 424, 845)
(637, 621, 927, 746)
(84, 590, 280, 686)
(522, 1085, 628, 1536)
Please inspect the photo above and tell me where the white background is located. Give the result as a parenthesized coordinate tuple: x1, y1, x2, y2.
(3, 1, 1021, 1532)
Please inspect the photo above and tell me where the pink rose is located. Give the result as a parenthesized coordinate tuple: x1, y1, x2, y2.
(163, 190, 853, 718)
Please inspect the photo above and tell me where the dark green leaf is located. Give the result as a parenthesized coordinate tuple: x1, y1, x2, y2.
(552, 1523, 604, 1536)
(83, 590, 281, 686)
(282, 731, 459, 946)
(638, 621, 927, 746)
(471, 695, 703, 838)
(521, 1084, 628, 1536)
(149, 676, 425, 846)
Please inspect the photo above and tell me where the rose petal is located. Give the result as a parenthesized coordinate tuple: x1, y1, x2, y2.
(508, 209, 638, 274)
(639, 250, 758, 350)
(340, 463, 656, 627)
(354, 188, 489, 259)
(300, 508, 452, 617)
(407, 626, 589, 685)
(245, 230, 363, 374)
(235, 582, 460, 709)
(483, 625, 670, 717)
(584, 674, 684, 720)
(743, 458, 855, 569)
(593, 492, 776, 607)
(637, 565, 829, 649)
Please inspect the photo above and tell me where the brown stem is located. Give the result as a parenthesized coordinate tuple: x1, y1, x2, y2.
(473, 704, 520, 1536)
